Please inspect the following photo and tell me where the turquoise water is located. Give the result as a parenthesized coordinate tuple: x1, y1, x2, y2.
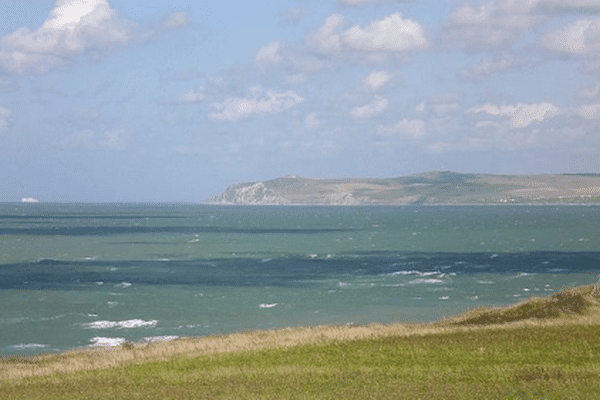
(1, 204, 599, 356)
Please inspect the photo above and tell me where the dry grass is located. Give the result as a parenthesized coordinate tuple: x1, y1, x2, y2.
(2, 278, 600, 385)
(437, 280, 600, 327)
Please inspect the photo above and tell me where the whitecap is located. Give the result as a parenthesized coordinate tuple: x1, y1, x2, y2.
(477, 281, 494, 284)
(8, 343, 47, 350)
(259, 303, 278, 308)
(189, 238, 200, 243)
(309, 254, 318, 258)
(115, 282, 132, 288)
(408, 278, 444, 284)
(82, 319, 158, 329)
(387, 270, 421, 276)
(438, 296, 449, 300)
(89, 337, 126, 347)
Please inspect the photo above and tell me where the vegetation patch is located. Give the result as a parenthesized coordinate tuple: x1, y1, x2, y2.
(2, 281, 600, 399)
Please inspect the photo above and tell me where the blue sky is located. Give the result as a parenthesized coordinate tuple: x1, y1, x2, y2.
(1, 0, 600, 202)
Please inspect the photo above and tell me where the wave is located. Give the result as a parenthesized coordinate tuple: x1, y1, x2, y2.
(89, 337, 126, 347)
(6, 343, 47, 350)
(82, 319, 158, 329)
(408, 278, 444, 284)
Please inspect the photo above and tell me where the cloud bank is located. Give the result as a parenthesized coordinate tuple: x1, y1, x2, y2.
(0, 0, 136, 75)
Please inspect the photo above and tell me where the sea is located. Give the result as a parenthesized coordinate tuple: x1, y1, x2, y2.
(1, 203, 599, 357)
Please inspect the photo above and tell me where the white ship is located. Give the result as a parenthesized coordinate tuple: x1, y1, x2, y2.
(21, 197, 39, 203)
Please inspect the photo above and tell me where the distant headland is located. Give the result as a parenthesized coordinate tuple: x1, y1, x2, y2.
(207, 171, 600, 205)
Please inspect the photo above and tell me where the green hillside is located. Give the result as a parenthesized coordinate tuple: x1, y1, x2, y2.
(207, 172, 600, 205)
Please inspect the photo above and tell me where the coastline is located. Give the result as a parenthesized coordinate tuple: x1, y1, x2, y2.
(2, 280, 600, 399)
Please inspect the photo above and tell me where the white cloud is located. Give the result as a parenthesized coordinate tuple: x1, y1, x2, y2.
(100, 129, 128, 150)
(578, 103, 600, 119)
(58, 128, 128, 150)
(343, 13, 428, 52)
(255, 41, 283, 65)
(362, 71, 392, 91)
(0, 106, 11, 131)
(350, 97, 389, 119)
(474, 120, 501, 129)
(165, 12, 189, 29)
(444, 1, 543, 50)
(176, 87, 204, 103)
(308, 14, 346, 54)
(444, 0, 600, 51)
(460, 54, 520, 81)
(0, 0, 135, 75)
(579, 83, 600, 99)
(286, 74, 306, 84)
(210, 88, 303, 121)
(376, 118, 426, 139)
(308, 13, 427, 55)
(305, 112, 320, 129)
(467, 102, 559, 128)
(283, 8, 308, 25)
(415, 101, 426, 113)
(534, 0, 600, 14)
(542, 18, 600, 55)
(337, 0, 413, 7)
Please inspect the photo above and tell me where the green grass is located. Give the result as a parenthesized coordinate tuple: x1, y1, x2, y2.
(2, 281, 600, 399)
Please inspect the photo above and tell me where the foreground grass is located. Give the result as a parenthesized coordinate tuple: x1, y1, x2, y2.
(2, 280, 600, 399)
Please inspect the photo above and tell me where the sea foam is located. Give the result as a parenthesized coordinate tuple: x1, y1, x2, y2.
(89, 337, 126, 347)
(82, 319, 158, 329)
(7, 343, 47, 350)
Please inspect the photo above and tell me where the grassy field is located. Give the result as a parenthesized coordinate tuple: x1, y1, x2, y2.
(2, 280, 600, 399)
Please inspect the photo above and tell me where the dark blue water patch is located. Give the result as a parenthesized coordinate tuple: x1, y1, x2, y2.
(348, 251, 600, 275)
(0, 226, 355, 236)
(0, 215, 182, 220)
(0, 252, 599, 290)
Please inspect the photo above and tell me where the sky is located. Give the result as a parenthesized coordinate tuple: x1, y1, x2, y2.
(1, 0, 600, 202)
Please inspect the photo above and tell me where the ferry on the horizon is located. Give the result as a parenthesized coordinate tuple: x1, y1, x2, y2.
(21, 197, 39, 203)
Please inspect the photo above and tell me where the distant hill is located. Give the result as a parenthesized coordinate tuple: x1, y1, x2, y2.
(206, 172, 600, 205)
